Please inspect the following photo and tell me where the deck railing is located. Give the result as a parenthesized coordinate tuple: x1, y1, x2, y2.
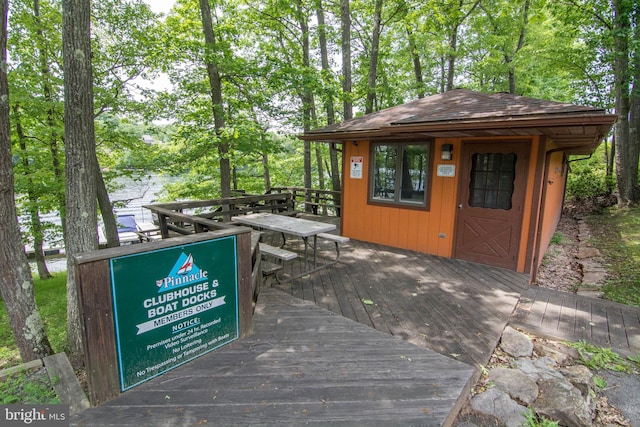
(142, 190, 339, 314)
(269, 187, 341, 217)
(143, 192, 295, 238)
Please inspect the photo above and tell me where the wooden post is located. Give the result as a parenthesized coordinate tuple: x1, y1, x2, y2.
(236, 231, 253, 337)
(75, 259, 120, 405)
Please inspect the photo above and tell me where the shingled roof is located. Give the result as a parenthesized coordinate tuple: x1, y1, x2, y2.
(301, 89, 617, 154)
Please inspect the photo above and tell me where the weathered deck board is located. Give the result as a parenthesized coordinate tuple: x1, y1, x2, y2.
(273, 237, 528, 367)
(72, 214, 640, 426)
(511, 286, 640, 356)
(71, 289, 474, 426)
(267, 215, 640, 360)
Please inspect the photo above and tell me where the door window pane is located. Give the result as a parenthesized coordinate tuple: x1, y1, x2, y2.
(469, 153, 516, 210)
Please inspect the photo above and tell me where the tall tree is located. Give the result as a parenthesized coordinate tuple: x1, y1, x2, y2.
(294, 0, 314, 208)
(479, 0, 530, 94)
(9, 0, 66, 276)
(613, 0, 639, 205)
(315, 0, 342, 208)
(14, 104, 51, 279)
(364, 0, 383, 113)
(0, 0, 53, 362)
(62, 0, 99, 355)
(404, 20, 425, 98)
(630, 1, 640, 186)
(449, 1, 480, 91)
(341, 0, 353, 120)
(199, 0, 231, 199)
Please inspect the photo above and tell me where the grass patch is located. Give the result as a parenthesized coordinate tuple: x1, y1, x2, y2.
(550, 232, 565, 245)
(566, 340, 632, 373)
(0, 273, 68, 369)
(0, 369, 59, 404)
(587, 205, 640, 307)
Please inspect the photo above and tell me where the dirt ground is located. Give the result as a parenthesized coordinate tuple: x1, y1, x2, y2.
(534, 212, 583, 292)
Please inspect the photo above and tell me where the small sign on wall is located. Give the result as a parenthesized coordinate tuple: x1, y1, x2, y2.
(350, 156, 364, 179)
(437, 164, 456, 177)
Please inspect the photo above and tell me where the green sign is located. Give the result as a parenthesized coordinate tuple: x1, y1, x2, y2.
(110, 236, 238, 391)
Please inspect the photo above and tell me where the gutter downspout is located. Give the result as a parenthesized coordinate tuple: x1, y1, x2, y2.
(530, 146, 568, 284)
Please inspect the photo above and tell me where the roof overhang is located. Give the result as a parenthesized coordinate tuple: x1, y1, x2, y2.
(300, 89, 618, 156)
(300, 113, 617, 155)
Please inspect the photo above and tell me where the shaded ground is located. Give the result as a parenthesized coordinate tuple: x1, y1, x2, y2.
(534, 196, 617, 294)
(534, 213, 582, 293)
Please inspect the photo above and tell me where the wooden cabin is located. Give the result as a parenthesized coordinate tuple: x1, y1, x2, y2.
(301, 89, 616, 281)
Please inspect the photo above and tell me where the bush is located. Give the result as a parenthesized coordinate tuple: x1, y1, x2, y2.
(566, 147, 614, 201)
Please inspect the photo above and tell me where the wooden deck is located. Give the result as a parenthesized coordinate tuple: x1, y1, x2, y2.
(71, 288, 475, 426)
(511, 286, 640, 357)
(271, 233, 530, 367)
(267, 216, 640, 360)
(71, 214, 640, 426)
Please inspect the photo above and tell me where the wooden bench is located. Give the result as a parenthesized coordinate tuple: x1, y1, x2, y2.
(259, 243, 297, 261)
(258, 243, 297, 287)
(317, 233, 350, 244)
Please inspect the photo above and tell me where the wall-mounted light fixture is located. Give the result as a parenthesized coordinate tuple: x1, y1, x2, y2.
(441, 144, 453, 160)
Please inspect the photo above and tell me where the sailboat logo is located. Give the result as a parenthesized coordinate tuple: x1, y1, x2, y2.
(156, 252, 208, 292)
(177, 254, 193, 274)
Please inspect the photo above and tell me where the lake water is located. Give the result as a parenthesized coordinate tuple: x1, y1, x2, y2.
(27, 173, 176, 273)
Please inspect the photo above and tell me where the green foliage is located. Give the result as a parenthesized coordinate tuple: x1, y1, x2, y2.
(0, 274, 67, 369)
(593, 375, 607, 390)
(549, 232, 564, 245)
(587, 205, 640, 307)
(565, 146, 614, 201)
(627, 354, 640, 369)
(0, 370, 58, 405)
(566, 340, 631, 372)
(522, 408, 559, 427)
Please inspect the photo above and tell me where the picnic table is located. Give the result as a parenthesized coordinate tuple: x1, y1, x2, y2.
(233, 213, 348, 282)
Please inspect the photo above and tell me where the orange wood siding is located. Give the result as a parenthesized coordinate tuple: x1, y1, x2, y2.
(342, 136, 556, 276)
(342, 139, 459, 257)
(535, 149, 567, 269)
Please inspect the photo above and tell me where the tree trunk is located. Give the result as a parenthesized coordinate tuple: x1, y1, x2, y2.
(262, 152, 271, 193)
(14, 105, 52, 280)
(406, 24, 425, 98)
(446, 28, 458, 92)
(629, 3, 640, 192)
(365, 0, 383, 113)
(62, 0, 99, 355)
(315, 144, 326, 214)
(613, 0, 639, 206)
(341, 0, 353, 120)
(0, 0, 53, 361)
(510, 0, 530, 94)
(316, 0, 341, 207)
(96, 158, 120, 248)
(316, 0, 335, 124)
(295, 0, 314, 211)
(199, 0, 231, 199)
(34, 0, 66, 242)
